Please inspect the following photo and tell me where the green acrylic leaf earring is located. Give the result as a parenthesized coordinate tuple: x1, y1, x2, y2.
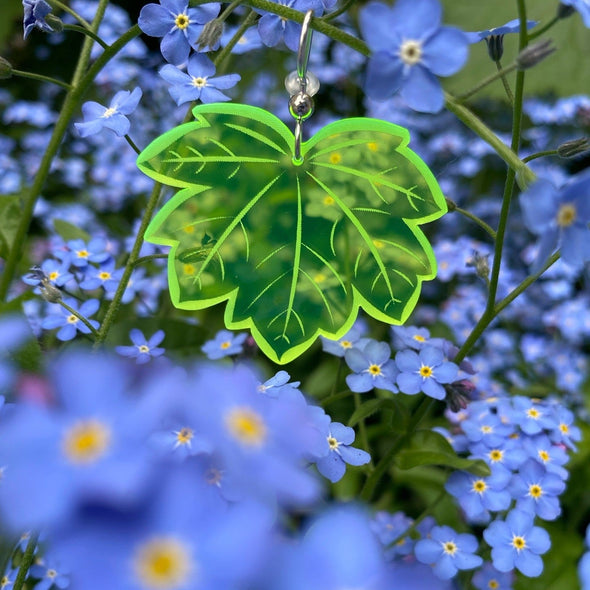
(137, 11, 447, 364)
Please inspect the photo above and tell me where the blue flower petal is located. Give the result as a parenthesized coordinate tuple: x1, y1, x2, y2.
(423, 27, 470, 77)
(364, 51, 404, 101)
(400, 65, 444, 113)
(392, 0, 441, 40)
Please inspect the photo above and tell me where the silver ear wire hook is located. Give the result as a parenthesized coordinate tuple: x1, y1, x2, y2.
(287, 10, 317, 162)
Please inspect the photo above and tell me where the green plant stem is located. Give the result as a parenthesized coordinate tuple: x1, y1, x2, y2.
(495, 59, 515, 104)
(134, 254, 169, 266)
(354, 392, 372, 464)
(321, 0, 355, 22)
(0, 0, 111, 303)
(320, 389, 354, 407)
(457, 62, 518, 102)
(47, 0, 92, 27)
(529, 15, 560, 40)
(360, 397, 434, 502)
(63, 24, 109, 48)
(388, 487, 447, 548)
(241, 0, 369, 56)
(94, 182, 163, 346)
(124, 134, 141, 155)
(446, 200, 496, 239)
(444, 93, 535, 189)
(214, 10, 258, 71)
(10, 69, 72, 90)
(454, 1, 529, 365)
(12, 532, 39, 590)
(523, 149, 558, 163)
(58, 300, 100, 338)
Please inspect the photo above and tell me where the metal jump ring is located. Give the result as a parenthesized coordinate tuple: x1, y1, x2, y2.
(297, 10, 313, 93)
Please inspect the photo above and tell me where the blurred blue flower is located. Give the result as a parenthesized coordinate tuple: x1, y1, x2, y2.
(344, 340, 399, 393)
(519, 171, 590, 272)
(484, 509, 551, 577)
(79, 260, 124, 294)
(138, 0, 220, 64)
(159, 54, 240, 105)
(359, 0, 469, 113)
(116, 329, 166, 364)
(466, 19, 538, 42)
(315, 422, 370, 483)
(23, 0, 54, 39)
(414, 524, 482, 579)
(396, 345, 458, 400)
(63, 238, 110, 268)
(257, 370, 301, 399)
(472, 562, 514, 590)
(30, 553, 69, 590)
(202, 329, 248, 359)
(40, 298, 100, 341)
(321, 319, 368, 357)
(561, 0, 590, 27)
(75, 88, 142, 138)
(371, 511, 415, 558)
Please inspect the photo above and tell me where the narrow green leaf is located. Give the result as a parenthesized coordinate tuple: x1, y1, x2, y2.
(0, 195, 22, 259)
(53, 219, 91, 243)
(348, 397, 398, 427)
(395, 430, 491, 476)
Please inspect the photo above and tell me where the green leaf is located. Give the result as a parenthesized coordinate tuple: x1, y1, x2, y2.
(53, 218, 91, 243)
(0, 195, 22, 259)
(395, 430, 490, 476)
(138, 104, 446, 363)
(348, 397, 397, 427)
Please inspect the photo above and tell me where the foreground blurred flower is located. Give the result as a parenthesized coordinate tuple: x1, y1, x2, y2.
(160, 54, 240, 105)
(359, 0, 469, 113)
(519, 170, 590, 272)
(116, 329, 166, 364)
(138, 0, 220, 64)
(74, 88, 142, 138)
(22, 0, 54, 39)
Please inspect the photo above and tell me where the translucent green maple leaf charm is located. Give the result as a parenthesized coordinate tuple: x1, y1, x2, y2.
(138, 104, 446, 364)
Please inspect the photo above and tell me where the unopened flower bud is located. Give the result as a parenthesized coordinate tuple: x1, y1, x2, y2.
(516, 39, 556, 70)
(40, 278, 62, 303)
(466, 250, 490, 283)
(557, 3, 576, 19)
(485, 34, 504, 62)
(195, 18, 223, 51)
(44, 14, 64, 33)
(445, 379, 476, 412)
(557, 137, 590, 158)
(0, 57, 13, 79)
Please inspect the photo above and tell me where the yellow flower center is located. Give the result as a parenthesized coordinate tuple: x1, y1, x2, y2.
(327, 436, 339, 450)
(66, 314, 78, 325)
(481, 425, 493, 434)
(220, 341, 231, 350)
(183, 263, 195, 275)
(442, 541, 457, 555)
(138, 344, 150, 353)
(133, 537, 193, 589)
(511, 535, 526, 551)
(413, 334, 426, 342)
(399, 39, 423, 66)
(538, 450, 550, 462)
(368, 364, 382, 376)
(329, 152, 342, 164)
(175, 427, 193, 446)
(556, 203, 577, 227)
(101, 107, 116, 119)
(526, 408, 540, 419)
(225, 407, 267, 447)
(559, 423, 569, 434)
(472, 479, 487, 494)
(62, 419, 111, 464)
(99, 271, 111, 280)
(174, 14, 190, 30)
(47, 569, 57, 579)
(529, 484, 543, 498)
(340, 340, 353, 349)
(419, 365, 432, 378)
(489, 449, 503, 462)
(49, 271, 59, 281)
(323, 195, 335, 206)
(367, 141, 378, 151)
(76, 249, 89, 258)
(488, 580, 499, 589)
(192, 76, 207, 88)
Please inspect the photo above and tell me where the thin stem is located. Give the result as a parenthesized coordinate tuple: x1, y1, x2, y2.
(529, 15, 560, 40)
(12, 532, 39, 590)
(0, 0, 111, 303)
(388, 487, 447, 548)
(94, 182, 163, 347)
(321, 0, 355, 22)
(495, 59, 515, 104)
(10, 69, 72, 90)
(134, 254, 169, 266)
(241, 0, 369, 56)
(354, 392, 372, 465)
(47, 0, 92, 28)
(214, 10, 258, 71)
(124, 134, 141, 155)
(58, 300, 100, 338)
(360, 397, 434, 502)
(446, 200, 496, 239)
(444, 93, 535, 188)
(63, 23, 109, 49)
(523, 149, 558, 163)
(320, 390, 354, 407)
(457, 62, 517, 102)
(330, 357, 344, 397)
